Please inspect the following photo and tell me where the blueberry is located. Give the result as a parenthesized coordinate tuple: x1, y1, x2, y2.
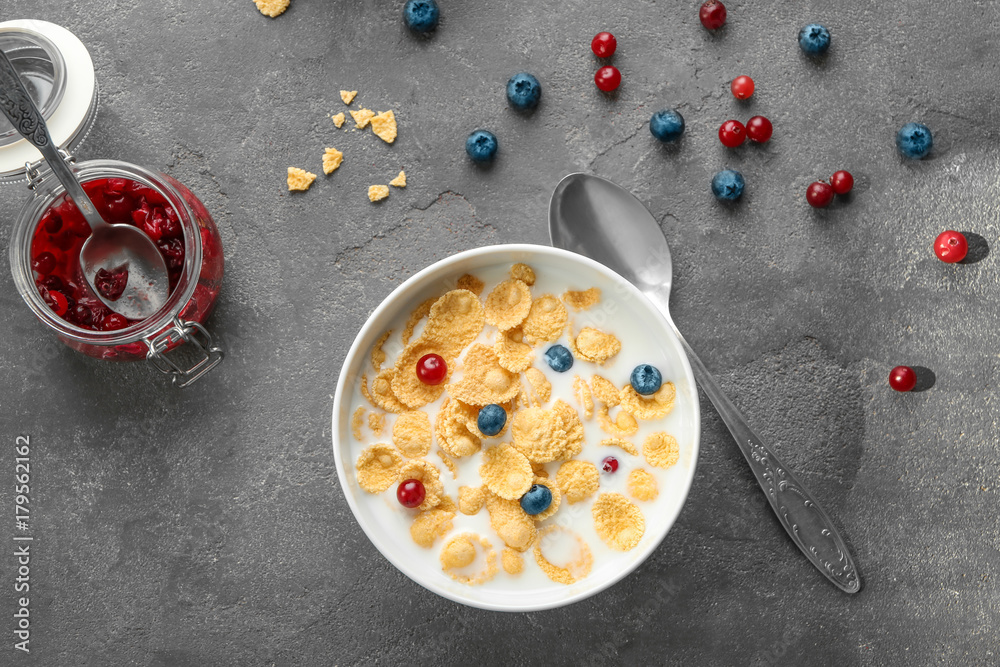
(403, 0, 439, 33)
(896, 122, 933, 159)
(798, 24, 831, 56)
(519, 484, 553, 516)
(711, 169, 744, 201)
(466, 129, 498, 162)
(544, 344, 573, 372)
(631, 364, 663, 396)
(506, 72, 541, 110)
(650, 109, 685, 143)
(477, 404, 507, 436)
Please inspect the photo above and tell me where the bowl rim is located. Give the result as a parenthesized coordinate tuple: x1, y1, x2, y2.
(331, 243, 700, 612)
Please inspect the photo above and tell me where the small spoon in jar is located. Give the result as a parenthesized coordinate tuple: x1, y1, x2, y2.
(0, 49, 168, 321)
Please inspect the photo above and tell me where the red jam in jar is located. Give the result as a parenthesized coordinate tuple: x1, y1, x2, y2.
(29, 177, 187, 330)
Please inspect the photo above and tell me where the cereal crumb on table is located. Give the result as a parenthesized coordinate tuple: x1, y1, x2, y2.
(254, 0, 289, 18)
(627, 469, 659, 501)
(371, 110, 397, 143)
(331, 112, 346, 128)
(368, 185, 389, 202)
(340, 90, 358, 105)
(350, 108, 376, 128)
(286, 167, 316, 191)
(389, 170, 407, 187)
(592, 493, 645, 551)
(322, 147, 343, 175)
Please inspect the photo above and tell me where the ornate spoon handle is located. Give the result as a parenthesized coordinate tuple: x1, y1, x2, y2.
(669, 320, 861, 593)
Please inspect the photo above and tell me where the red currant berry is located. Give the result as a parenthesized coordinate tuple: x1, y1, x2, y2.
(934, 230, 968, 263)
(718, 120, 746, 148)
(42, 211, 63, 234)
(699, 0, 727, 30)
(31, 251, 57, 276)
(416, 353, 447, 385)
(889, 366, 917, 392)
(806, 181, 835, 208)
(731, 75, 754, 100)
(594, 65, 621, 92)
(601, 456, 619, 473)
(397, 479, 426, 508)
(831, 170, 854, 195)
(591, 32, 617, 58)
(102, 313, 130, 331)
(746, 116, 773, 143)
(43, 289, 69, 317)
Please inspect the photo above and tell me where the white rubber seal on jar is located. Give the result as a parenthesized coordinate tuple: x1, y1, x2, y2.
(0, 20, 96, 181)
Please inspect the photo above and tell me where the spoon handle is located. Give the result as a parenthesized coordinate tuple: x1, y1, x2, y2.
(0, 49, 105, 228)
(667, 320, 861, 593)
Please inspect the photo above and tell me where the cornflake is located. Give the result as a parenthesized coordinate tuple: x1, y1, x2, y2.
(332, 112, 346, 128)
(572, 375, 594, 419)
(479, 443, 533, 500)
(340, 90, 358, 105)
(528, 476, 561, 521)
(322, 147, 343, 175)
(389, 170, 406, 187)
(371, 330, 391, 371)
(401, 297, 436, 346)
(599, 437, 638, 456)
(368, 185, 389, 202)
(643, 432, 680, 469)
(495, 327, 534, 373)
(287, 167, 316, 192)
(440, 533, 497, 585)
(572, 327, 621, 365)
(456, 274, 485, 296)
(485, 492, 537, 552)
(392, 411, 432, 458)
(592, 493, 645, 551)
(437, 450, 458, 479)
(591, 374, 621, 407)
(627, 469, 659, 501)
(371, 110, 397, 144)
(511, 407, 562, 463)
(447, 344, 520, 406)
(552, 400, 585, 460)
(361, 368, 408, 414)
(523, 368, 551, 406)
(351, 406, 366, 441)
(254, 0, 289, 18)
(556, 460, 599, 504)
(355, 443, 403, 493)
(397, 459, 444, 511)
(563, 287, 601, 311)
(510, 263, 536, 286)
(421, 290, 486, 357)
(483, 279, 532, 331)
(621, 382, 676, 420)
(458, 485, 486, 515)
(533, 526, 593, 585)
(521, 295, 567, 344)
(368, 412, 385, 436)
(410, 508, 454, 548)
(435, 399, 482, 458)
(502, 548, 524, 575)
(597, 406, 639, 437)
(350, 108, 375, 128)
(391, 340, 452, 408)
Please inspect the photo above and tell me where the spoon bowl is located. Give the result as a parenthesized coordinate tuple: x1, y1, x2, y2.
(549, 172, 861, 594)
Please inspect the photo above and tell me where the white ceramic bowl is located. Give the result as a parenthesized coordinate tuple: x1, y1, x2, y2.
(331, 244, 700, 611)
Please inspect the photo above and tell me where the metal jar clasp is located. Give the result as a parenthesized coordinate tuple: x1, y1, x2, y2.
(145, 316, 224, 387)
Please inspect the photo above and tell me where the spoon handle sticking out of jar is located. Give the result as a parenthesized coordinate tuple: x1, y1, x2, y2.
(0, 48, 169, 321)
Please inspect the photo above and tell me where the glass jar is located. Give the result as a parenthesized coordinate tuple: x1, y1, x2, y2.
(9, 158, 225, 386)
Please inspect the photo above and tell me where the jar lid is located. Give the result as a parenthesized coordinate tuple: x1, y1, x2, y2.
(0, 20, 97, 185)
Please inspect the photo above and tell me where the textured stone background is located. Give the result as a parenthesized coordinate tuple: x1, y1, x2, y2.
(1, 0, 999, 664)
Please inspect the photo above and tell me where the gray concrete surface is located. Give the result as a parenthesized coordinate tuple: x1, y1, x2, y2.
(1, 0, 999, 664)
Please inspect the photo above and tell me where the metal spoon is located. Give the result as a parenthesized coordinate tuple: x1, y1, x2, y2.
(549, 172, 861, 594)
(0, 49, 168, 321)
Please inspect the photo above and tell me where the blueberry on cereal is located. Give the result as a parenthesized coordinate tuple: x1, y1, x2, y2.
(403, 0, 439, 33)
(630, 364, 663, 396)
(544, 344, 573, 373)
(466, 130, 498, 162)
(506, 72, 542, 110)
(478, 404, 507, 437)
(519, 484, 553, 516)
